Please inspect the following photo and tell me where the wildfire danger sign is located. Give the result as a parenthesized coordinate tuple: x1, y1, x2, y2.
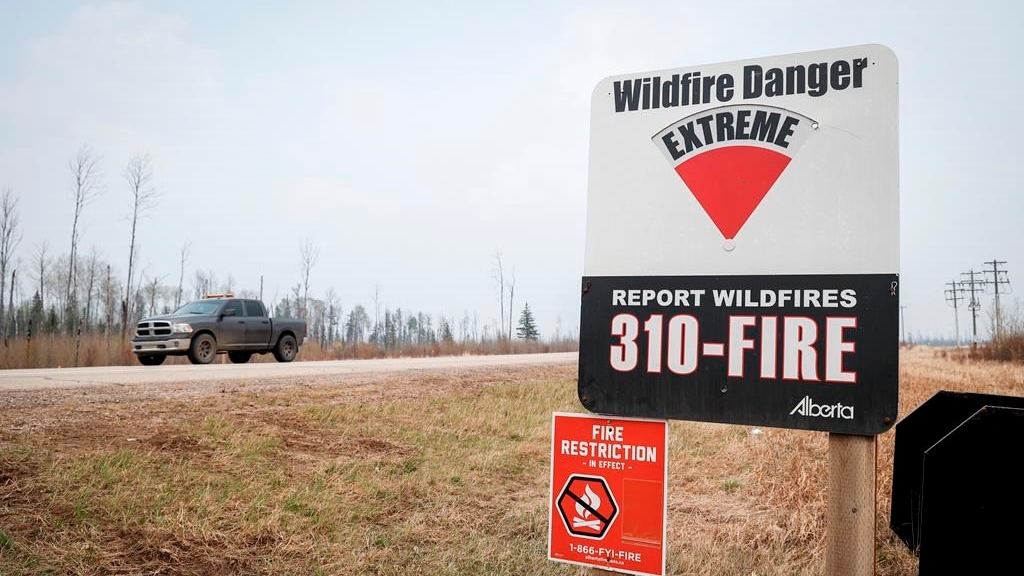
(549, 413, 668, 576)
(581, 45, 899, 435)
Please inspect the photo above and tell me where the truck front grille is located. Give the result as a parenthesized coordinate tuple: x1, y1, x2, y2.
(136, 320, 172, 337)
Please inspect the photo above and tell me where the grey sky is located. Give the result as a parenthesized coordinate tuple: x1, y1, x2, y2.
(1, 0, 1021, 341)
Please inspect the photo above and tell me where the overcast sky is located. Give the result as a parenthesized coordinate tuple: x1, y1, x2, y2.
(1, 0, 1021, 341)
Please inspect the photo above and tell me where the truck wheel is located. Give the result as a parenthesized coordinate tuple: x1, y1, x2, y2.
(188, 333, 217, 365)
(228, 351, 252, 364)
(138, 354, 165, 366)
(273, 334, 298, 363)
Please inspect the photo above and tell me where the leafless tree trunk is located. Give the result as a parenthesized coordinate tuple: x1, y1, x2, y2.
(507, 270, 516, 341)
(298, 238, 319, 319)
(325, 287, 340, 345)
(0, 187, 22, 335)
(104, 264, 114, 333)
(81, 247, 100, 331)
(146, 275, 163, 317)
(492, 251, 505, 339)
(373, 284, 382, 344)
(193, 270, 216, 300)
(34, 242, 48, 307)
(6, 268, 15, 337)
(121, 153, 158, 337)
(176, 241, 190, 308)
(66, 146, 103, 332)
(130, 264, 148, 327)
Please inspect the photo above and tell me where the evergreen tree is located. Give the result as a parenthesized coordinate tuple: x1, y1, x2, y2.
(516, 302, 540, 341)
(439, 316, 454, 343)
(46, 306, 59, 334)
(345, 305, 370, 343)
(29, 290, 44, 333)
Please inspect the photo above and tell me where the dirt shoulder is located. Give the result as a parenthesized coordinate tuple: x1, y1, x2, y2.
(0, 363, 572, 433)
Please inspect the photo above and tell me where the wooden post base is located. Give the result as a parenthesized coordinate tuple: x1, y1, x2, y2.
(825, 433, 876, 576)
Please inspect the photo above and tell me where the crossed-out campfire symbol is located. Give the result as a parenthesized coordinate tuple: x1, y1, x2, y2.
(557, 475, 618, 539)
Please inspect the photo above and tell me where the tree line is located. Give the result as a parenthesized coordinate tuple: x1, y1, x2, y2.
(0, 147, 559, 355)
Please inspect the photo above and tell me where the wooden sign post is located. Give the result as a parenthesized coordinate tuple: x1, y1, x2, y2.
(826, 434, 877, 576)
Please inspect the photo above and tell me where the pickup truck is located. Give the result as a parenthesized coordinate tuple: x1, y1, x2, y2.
(130, 295, 307, 365)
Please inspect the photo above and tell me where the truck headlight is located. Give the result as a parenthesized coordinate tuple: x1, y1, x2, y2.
(172, 323, 193, 334)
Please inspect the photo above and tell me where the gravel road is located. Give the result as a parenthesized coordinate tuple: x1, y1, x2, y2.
(0, 352, 579, 391)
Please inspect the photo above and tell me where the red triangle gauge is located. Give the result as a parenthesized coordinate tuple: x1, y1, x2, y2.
(652, 104, 816, 241)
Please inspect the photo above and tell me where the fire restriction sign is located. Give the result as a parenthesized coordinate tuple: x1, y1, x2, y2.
(549, 412, 667, 576)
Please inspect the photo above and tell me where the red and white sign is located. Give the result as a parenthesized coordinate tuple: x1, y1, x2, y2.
(549, 412, 668, 576)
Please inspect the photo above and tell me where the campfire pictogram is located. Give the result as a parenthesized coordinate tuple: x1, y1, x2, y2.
(573, 484, 603, 530)
(557, 475, 617, 539)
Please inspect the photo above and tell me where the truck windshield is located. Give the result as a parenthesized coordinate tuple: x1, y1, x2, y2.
(172, 301, 222, 315)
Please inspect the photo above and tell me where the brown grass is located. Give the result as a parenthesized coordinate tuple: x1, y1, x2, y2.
(0, 333, 137, 369)
(942, 333, 1024, 363)
(1, 348, 1021, 575)
(0, 334, 578, 369)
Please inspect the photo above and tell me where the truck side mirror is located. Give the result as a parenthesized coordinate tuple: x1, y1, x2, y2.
(220, 308, 237, 318)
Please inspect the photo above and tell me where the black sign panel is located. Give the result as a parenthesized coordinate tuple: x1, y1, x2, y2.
(889, 391, 1024, 555)
(919, 406, 1024, 575)
(578, 274, 899, 434)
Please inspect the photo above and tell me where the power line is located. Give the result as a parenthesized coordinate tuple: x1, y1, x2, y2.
(983, 259, 1011, 338)
(960, 269, 987, 345)
(944, 280, 965, 346)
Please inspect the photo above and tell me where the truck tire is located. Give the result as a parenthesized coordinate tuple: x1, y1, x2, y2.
(228, 351, 252, 364)
(138, 354, 165, 366)
(273, 334, 298, 363)
(188, 333, 217, 365)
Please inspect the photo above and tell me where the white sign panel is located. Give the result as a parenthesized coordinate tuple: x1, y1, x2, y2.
(584, 44, 898, 276)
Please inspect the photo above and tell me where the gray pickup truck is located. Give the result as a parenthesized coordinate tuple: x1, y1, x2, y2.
(131, 295, 307, 365)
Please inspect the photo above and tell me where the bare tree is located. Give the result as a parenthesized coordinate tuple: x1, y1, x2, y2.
(103, 264, 116, 333)
(6, 268, 15, 337)
(80, 247, 101, 330)
(0, 187, 22, 334)
(372, 283, 382, 344)
(33, 242, 48, 308)
(507, 269, 516, 341)
(491, 250, 506, 339)
(324, 287, 340, 345)
(298, 238, 319, 319)
(176, 241, 190, 308)
(192, 270, 216, 299)
(145, 274, 165, 317)
(129, 263, 149, 326)
(121, 153, 158, 336)
(66, 146, 103, 331)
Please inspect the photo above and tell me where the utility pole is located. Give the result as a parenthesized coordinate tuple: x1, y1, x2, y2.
(944, 280, 965, 346)
(961, 269, 987, 345)
(899, 305, 908, 344)
(982, 259, 1011, 338)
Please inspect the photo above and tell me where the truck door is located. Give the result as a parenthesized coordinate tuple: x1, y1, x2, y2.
(244, 299, 273, 348)
(218, 299, 247, 349)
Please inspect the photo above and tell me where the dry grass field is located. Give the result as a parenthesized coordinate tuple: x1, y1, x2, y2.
(0, 333, 577, 370)
(1, 347, 1022, 575)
